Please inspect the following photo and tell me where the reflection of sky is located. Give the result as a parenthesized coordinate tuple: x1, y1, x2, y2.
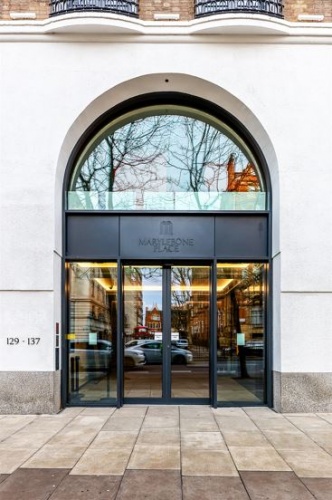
(141, 270, 163, 322)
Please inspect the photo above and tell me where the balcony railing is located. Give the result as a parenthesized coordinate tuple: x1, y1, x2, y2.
(195, 0, 283, 18)
(50, 0, 138, 17)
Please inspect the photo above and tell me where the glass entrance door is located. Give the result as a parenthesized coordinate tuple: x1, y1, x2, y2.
(123, 265, 210, 403)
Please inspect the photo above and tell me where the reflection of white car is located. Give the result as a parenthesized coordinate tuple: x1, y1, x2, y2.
(174, 339, 189, 349)
(70, 339, 145, 370)
(127, 340, 193, 365)
(124, 348, 145, 368)
(245, 341, 264, 357)
(70, 339, 113, 371)
(125, 339, 146, 349)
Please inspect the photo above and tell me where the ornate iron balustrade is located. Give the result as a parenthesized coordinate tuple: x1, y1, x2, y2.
(50, 0, 138, 17)
(195, 0, 283, 18)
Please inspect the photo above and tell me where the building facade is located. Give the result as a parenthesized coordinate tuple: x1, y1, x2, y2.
(0, 0, 332, 413)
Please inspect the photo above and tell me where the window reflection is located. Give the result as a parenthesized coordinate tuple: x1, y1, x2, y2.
(171, 266, 210, 399)
(217, 263, 266, 404)
(123, 266, 163, 398)
(67, 262, 118, 404)
(68, 107, 265, 211)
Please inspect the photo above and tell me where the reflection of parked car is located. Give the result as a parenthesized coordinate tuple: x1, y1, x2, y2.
(127, 340, 193, 365)
(124, 348, 146, 368)
(70, 339, 113, 371)
(70, 339, 145, 370)
(125, 339, 146, 349)
(173, 339, 189, 349)
(245, 340, 264, 357)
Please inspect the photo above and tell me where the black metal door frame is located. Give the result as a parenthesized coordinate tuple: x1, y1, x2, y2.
(63, 212, 271, 408)
(122, 262, 212, 405)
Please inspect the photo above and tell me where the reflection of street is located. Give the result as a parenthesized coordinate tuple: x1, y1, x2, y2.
(217, 357, 264, 377)
(124, 364, 210, 398)
(70, 368, 117, 402)
(189, 344, 209, 361)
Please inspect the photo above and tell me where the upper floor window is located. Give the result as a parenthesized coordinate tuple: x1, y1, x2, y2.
(67, 105, 266, 211)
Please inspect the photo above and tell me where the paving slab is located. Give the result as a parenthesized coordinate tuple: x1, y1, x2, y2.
(229, 446, 291, 471)
(222, 430, 269, 447)
(181, 431, 227, 450)
(183, 476, 250, 500)
(89, 430, 138, 450)
(136, 428, 179, 446)
(0, 468, 69, 500)
(181, 449, 238, 476)
(116, 470, 182, 500)
(71, 448, 131, 475)
(23, 444, 88, 469)
(278, 449, 332, 477)
(180, 417, 219, 432)
(301, 478, 332, 499)
(49, 474, 122, 500)
(240, 471, 315, 500)
(128, 444, 180, 469)
(0, 448, 37, 474)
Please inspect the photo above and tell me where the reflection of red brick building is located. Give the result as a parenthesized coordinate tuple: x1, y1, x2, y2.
(226, 153, 260, 192)
(145, 306, 163, 333)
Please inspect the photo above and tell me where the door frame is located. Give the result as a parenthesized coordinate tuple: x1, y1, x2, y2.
(63, 212, 271, 408)
(121, 261, 213, 405)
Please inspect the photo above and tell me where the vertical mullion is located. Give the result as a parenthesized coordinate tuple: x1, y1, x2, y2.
(163, 266, 171, 400)
(117, 259, 123, 408)
(210, 260, 217, 407)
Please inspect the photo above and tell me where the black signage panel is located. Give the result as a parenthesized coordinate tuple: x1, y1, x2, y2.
(215, 215, 268, 258)
(120, 216, 214, 259)
(66, 215, 119, 258)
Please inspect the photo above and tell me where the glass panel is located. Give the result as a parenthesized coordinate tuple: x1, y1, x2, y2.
(67, 262, 118, 404)
(123, 266, 163, 398)
(171, 266, 210, 398)
(68, 191, 266, 211)
(68, 106, 266, 211)
(216, 263, 266, 404)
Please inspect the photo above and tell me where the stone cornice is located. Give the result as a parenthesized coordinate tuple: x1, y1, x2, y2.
(0, 12, 332, 42)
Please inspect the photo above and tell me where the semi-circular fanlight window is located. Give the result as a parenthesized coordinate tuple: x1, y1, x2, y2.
(68, 105, 266, 211)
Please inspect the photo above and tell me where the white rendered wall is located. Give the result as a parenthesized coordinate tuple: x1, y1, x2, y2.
(0, 30, 331, 378)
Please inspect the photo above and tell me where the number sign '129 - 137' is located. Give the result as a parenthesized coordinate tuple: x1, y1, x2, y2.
(6, 337, 40, 345)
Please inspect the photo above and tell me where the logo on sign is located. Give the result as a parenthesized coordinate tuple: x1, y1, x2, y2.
(160, 221, 173, 236)
(138, 220, 194, 253)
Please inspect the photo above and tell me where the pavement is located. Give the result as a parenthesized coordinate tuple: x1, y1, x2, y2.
(0, 406, 332, 499)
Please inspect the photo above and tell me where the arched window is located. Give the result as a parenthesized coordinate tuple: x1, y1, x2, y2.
(68, 105, 266, 211)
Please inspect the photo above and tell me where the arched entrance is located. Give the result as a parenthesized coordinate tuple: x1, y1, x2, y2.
(63, 92, 271, 407)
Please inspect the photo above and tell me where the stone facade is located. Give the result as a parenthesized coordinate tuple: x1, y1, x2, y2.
(274, 372, 332, 413)
(0, 372, 61, 414)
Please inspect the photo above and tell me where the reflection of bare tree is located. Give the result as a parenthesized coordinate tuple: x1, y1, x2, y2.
(166, 117, 253, 209)
(171, 268, 192, 333)
(228, 265, 263, 378)
(73, 116, 169, 209)
(71, 114, 261, 211)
